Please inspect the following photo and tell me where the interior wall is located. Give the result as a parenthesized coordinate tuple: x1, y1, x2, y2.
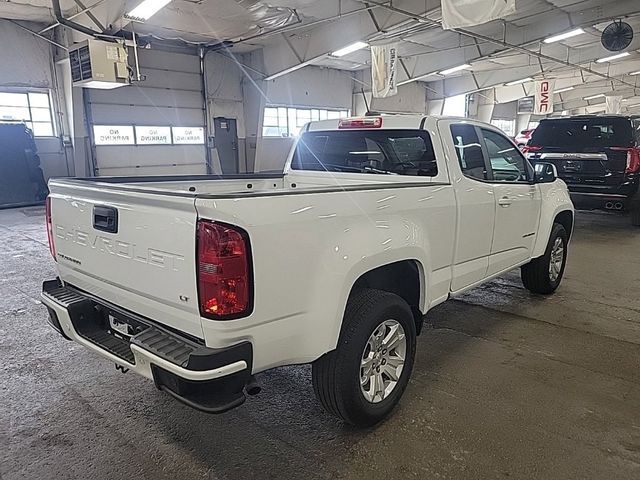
(253, 66, 353, 172)
(86, 48, 209, 176)
(240, 49, 267, 173)
(0, 19, 71, 181)
(492, 100, 518, 120)
(205, 51, 248, 174)
(354, 82, 428, 115)
(264, 66, 353, 108)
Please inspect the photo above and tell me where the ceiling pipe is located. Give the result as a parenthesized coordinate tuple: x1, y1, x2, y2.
(51, 0, 113, 40)
(40, 0, 107, 34)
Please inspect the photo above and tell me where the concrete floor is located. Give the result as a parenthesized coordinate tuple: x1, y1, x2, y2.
(1, 207, 639, 480)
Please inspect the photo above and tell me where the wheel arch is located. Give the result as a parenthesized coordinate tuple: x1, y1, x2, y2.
(348, 259, 426, 335)
(554, 210, 574, 240)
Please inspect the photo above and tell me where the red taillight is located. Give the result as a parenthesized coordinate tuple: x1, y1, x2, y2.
(629, 148, 640, 173)
(521, 145, 542, 155)
(338, 117, 382, 129)
(611, 147, 640, 174)
(45, 196, 56, 261)
(197, 220, 252, 319)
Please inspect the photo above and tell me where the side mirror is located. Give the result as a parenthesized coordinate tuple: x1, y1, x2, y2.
(534, 162, 558, 183)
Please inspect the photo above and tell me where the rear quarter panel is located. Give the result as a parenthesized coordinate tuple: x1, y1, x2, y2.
(195, 183, 456, 372)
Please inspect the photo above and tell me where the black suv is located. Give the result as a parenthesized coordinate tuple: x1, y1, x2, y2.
(524, 115, 640, 226)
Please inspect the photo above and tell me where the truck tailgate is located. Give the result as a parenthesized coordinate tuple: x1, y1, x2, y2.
(48, 179, 203, 338)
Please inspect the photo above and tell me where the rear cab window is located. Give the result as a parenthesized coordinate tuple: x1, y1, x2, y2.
(291, 129, 438, 177)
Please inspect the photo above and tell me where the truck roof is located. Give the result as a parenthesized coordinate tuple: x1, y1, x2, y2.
(305, 115, 469, 132)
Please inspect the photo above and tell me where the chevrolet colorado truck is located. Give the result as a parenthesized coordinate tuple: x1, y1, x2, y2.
(41, 115, 574, 427)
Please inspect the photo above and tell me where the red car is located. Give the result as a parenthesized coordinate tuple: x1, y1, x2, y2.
(515, 128, 535, 148)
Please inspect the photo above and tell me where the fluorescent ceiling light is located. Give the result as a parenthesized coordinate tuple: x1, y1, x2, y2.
(79, 80, 127, 90)
(397, 72, 438, 86)
(629, 70, 640, 76)
(596, 52, 630, 63)
(543, 28, 585, 44)
(555, 86, 575, 93)
(127, 0, 172, 20)
(505, 77, 533, 86)
(331, 41, 368, 57)
(583, 93, 605, 101)
(439, 64, 471, 75)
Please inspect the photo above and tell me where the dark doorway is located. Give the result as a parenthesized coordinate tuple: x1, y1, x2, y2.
(214, 117, 239, 174)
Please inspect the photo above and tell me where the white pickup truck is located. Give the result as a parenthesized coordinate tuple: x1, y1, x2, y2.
(42, 115, 573, 427)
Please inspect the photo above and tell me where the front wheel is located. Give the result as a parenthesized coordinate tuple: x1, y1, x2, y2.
(312, 289, 417, 427)
(521, 223, 568, 294)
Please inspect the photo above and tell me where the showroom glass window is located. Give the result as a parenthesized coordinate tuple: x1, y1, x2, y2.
(262, 106, 350, 137)
(480, 128, 530, 183)
(490, 118, 516, 137)
(0, 91, 55, 137)
(291, 129, 438, 177)
(450, 124, 487, 180)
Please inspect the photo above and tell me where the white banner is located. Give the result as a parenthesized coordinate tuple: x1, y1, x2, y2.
(605, 96, 623, 114)
(534, 80, 555, 115)
(442, 0, 516, 30)
(371, 43, 398, 98)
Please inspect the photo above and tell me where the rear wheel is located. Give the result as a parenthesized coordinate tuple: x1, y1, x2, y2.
(521, 223, 568, 294)
(312, 289, 416, 427)
(631, 209, 640, 227)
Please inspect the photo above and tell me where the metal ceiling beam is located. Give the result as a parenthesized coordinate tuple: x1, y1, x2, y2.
(7, 19, 67, 50)
(39, 0, 107, 34)
(355, 0, 639, 91)
(71, 0, 105, 32)
(260, 0, 440, 80)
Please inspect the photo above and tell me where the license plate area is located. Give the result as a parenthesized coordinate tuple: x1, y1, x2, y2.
(106, 310, 148, 341)
(66, 299, 149, 364)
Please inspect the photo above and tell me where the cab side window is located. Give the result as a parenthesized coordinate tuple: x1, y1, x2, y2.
(480, 129, 530, 183)
(450, 124, 487, 181)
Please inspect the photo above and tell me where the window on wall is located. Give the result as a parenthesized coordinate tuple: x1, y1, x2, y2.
(442, 94, 467, 117)
(0, 91, 55, 137)
(490, 118, 516, 137)
(262, 106, 350, 137)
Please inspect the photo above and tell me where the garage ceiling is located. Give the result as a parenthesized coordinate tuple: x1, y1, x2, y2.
(1, 0, 639, 113)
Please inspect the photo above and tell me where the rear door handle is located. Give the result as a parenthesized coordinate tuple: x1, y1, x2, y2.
(498, 196, 512, 207)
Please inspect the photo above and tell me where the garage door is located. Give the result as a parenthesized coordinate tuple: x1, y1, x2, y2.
(87, 49, 208, 176)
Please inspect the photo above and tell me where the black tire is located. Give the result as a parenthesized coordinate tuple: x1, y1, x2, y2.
(521, 223, 568, 294)
(312, 289, 417, 427)
(631, 209, 640, 227)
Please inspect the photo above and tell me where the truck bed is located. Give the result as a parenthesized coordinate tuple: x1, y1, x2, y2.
(56, 173, 287, 196)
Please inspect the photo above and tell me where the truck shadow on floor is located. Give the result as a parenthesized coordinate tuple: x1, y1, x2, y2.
(145, 293, 534, 479)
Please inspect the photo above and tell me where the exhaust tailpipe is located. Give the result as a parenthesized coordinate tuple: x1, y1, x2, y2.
(245, 375, 261, 396)
(605, 202, 614, 210)
(615, 202, 624, 210)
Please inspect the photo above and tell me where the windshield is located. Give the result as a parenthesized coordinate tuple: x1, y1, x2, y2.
(291, 130, 438, 176)
(529, 118, 634, 149)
